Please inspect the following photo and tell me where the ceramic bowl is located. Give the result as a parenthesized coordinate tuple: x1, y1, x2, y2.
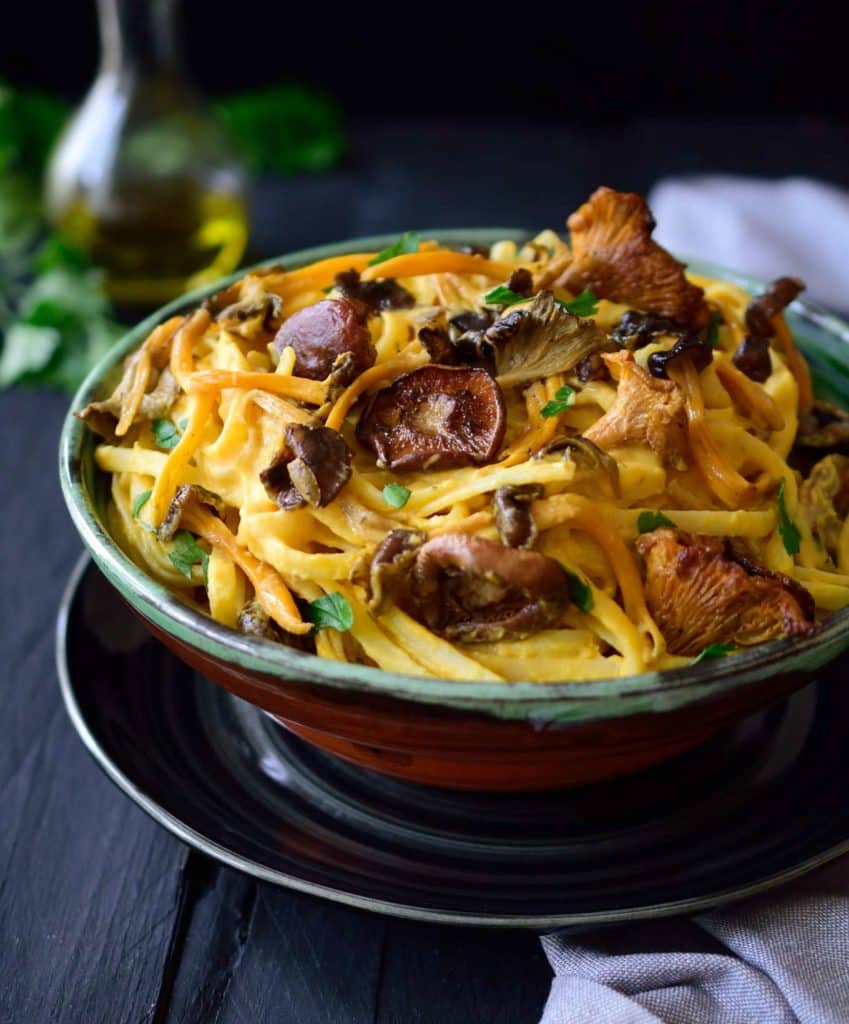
(59, 230, 849, 790)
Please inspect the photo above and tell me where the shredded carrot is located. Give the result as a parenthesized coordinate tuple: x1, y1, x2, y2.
(149, 392, 217, 526)
(182, 504, 310, 635)
(186, 369, 325, 405)
(359, 251, 515, 283)
(669, 360, 758, 508)
(169, 309, 211, 388)
(714, 357, 785, 431)
(324, 345, 428, 431)
(771, 313, 813, 411)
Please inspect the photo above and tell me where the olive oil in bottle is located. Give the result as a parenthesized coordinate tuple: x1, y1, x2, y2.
(46, 0, 247, 307)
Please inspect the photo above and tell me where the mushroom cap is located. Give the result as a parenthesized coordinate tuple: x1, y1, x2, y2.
(272, 298, 375, 381)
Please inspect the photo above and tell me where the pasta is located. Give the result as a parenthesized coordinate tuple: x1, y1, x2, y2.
(81, 187, 849, 682)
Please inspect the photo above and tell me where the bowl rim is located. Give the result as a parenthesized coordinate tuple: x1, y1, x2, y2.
(59, 228, 849, 721)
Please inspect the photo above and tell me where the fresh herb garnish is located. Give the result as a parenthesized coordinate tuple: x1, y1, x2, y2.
(308, 592, 354, 632)
(776, 478, 801, 555)
(368, 231, 421, 267)
(382, 482, 411, 508)
(483, 285, 529, 308)
(564, 569, 594, 613)
(556, 288, 599, 317)
(131, 489, 152, 518)
(540, 385, 576, 418)
(692, 643, 736, 663)
(706, 313, 722, 347)
(168, 530, 209, 584)
(152, 418, 182, 450)
(637, 510, 677, 533)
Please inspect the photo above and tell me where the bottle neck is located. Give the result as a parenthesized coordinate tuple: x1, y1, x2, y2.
(98, 0, 182, 75)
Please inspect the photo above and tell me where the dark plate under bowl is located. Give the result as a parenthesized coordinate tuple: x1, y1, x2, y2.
(58, 557, 849, 927)
(58, 231, 849, 789)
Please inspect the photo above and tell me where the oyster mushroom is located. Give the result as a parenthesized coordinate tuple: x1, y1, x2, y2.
(260, 424, 352, 510)
(271, 298, 375, 381)
(558, 187, 711, 328)
(367, 529, 426, 610)
(636, 528, 816, 655)
(356, 364, 506, 472)
(799, 453, 849, 564)
(583, 350, 689, 470)
(158, 484, 227, 542)
(732, 277, 805, 382)
(485, 290, 608, 387)
(796, 401, 849, 450)
(493, 485, 542, 548)
(333, 268, 415, 315)
(238, 600, 316, 652)
(408, 533, 571, 642)
(534, 436, 621, 496)
(204, 277, 284, 340)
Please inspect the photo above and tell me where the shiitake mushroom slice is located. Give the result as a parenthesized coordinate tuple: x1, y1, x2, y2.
(356, 364, 506, 471)
(271, 298, 375, 381)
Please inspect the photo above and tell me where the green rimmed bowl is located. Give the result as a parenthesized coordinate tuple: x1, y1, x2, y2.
(59, 231, 849, 790)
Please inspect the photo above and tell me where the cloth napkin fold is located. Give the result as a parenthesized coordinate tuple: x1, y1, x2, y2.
(540, 175, 849, 1024)
(647, 176, 849, 312)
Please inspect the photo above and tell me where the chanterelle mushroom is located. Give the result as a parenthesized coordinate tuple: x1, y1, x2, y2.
(157, 484, 227, 542)
(583, 350, 689, 470)
(408, 533, 571, 642)
(356, 364, 506, 471)
(636, 529, 815, 655)
(558, 187, 711, 329)
(260, 424, 352, 510)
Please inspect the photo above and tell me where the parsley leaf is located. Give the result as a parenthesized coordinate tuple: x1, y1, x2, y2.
(382, 482, 411, 508)
(556, 288, 599, 317)
(168, 530, 209, 584)
(540, 385, 576, 418)
(309, 592, 354, 632)
(564, 569, 594, 613)
(776, 478, 801, 555)
(131, 489, 152, 518)
(692, 643, 736, 663)
(152, 418, 182, 450)
(706, 314, 722, 348)
(368, 231, 420, 267)
(637, 510, 677, 533)
(483, 285, 529, 308)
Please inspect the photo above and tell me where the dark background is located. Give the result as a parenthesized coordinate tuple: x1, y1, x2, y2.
(4, 1, 847, 121)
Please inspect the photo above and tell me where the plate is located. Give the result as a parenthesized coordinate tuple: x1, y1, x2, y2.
(57, 556, 849, 928)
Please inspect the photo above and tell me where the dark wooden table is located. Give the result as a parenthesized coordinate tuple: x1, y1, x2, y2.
(3, 119, 848, 1024)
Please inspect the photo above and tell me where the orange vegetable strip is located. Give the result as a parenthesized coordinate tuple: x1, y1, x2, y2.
(668, 360, 758, 508)
(771, 313, 813, 411)
(713, 357, 785, 431)
(359, 251, 515, 283)
(149, 391, 217, 526)
(186, 369, 325, 405)
(324, 346, 428, 431)
(182, 505, 310, 635)
(169, 309, 211, 388)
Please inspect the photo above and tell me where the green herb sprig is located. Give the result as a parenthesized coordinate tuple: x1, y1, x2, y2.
(776, 478, 801, 555)
(369, 231, 421, 267)
(168, 531, 209, 584)
(483, 285, 529, 308)
(555, 288, 598, 317)
(131, 490, 152, 518)
(540, 385, 576, 418)
(692, 643, 736, 663)
(564, 569, 594, 613)
(382, 482, 411, 508)
(152, 418, 183, 451)
(637, 510, 677, 533)
(309, 593, 354, 632)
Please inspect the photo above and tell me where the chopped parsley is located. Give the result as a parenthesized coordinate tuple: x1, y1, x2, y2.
(308, 592, 354, 632)
(168, 530, 209, 584)
(131, 489, 152, 518)
(555, 288, 599, 317)
(540, 385, 576, 418)
(564, 569, 594, 613)
(483, 285, 529, 308)
(152, 418, 182, 451)
(637, 510, 677, 533)
(368, 231, 420, 267)
(692, 643, 736, 663)
(776, 478, 801, 555)
(382, 482, 411, 508)
(706, 313, 722, 348)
